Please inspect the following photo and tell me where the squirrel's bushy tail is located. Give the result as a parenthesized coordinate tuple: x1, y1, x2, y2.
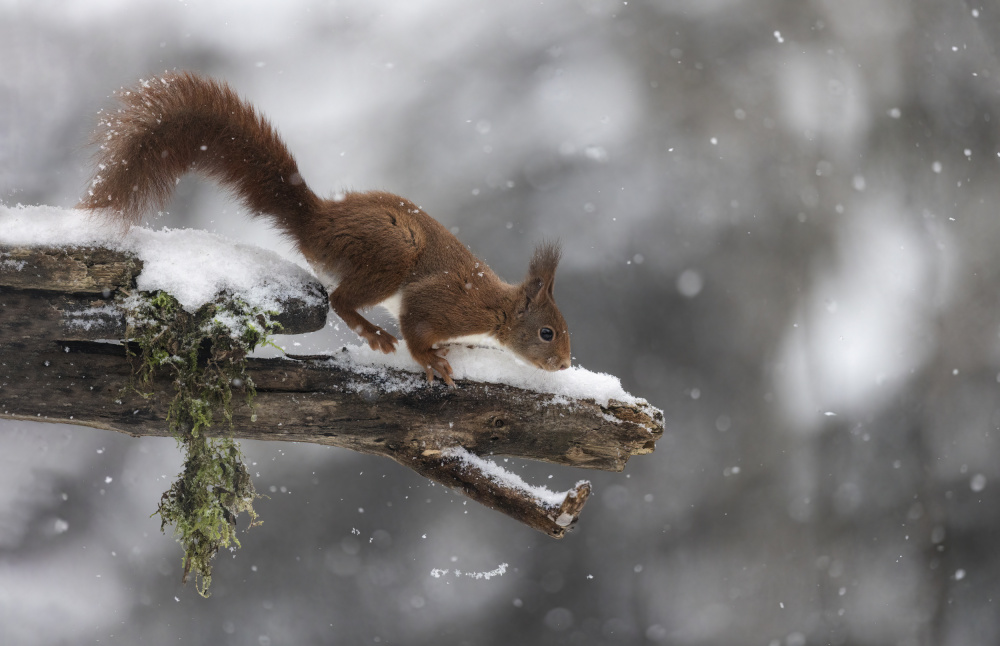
(80, 72, 318, 229)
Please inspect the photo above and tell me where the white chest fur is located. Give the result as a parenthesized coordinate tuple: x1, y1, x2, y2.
(444, 332, 499, 348)
(379, 290, 404, 319)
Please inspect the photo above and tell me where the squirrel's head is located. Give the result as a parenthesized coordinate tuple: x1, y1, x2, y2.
(508, 242, 571, 372)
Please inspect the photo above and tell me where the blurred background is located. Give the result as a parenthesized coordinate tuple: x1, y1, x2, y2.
(2, 0, 1000, 644)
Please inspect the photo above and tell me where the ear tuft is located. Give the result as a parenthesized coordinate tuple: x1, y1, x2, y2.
(529, 241, 561, 281)
(523, 241, 561, 305)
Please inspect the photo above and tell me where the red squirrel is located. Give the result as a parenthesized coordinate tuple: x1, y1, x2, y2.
(79, 72, 571, 386)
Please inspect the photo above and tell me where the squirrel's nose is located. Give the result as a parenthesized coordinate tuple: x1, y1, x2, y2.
(558, 360, 570, 370)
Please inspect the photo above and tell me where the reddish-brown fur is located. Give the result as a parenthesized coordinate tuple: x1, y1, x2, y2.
(80, 72, 571, 385)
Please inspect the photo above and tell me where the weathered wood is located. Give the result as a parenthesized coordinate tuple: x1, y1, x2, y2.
(0, 336, 655, 536)
(406, 451, 592, 538)
(0, 338, 661, 472)
(0, 244, 664, 537)
(0, 289, 127, 344)
(0, 245, 143, 294)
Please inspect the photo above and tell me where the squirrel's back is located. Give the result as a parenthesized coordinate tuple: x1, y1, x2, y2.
(80, 72, 318, 232)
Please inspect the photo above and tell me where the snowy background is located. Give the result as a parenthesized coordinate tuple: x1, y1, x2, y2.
(3, 0, 1000, 644)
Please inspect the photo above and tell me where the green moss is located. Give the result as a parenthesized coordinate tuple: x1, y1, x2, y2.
(126, 292, 281, 597)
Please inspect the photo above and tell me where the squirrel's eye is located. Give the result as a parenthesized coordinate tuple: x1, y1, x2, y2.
(539, 327, 555, 342)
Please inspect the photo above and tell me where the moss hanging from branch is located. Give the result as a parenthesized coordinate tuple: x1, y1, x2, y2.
(125, 291, 280, 597)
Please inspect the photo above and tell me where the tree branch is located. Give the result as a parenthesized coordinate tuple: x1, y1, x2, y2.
(1, 244, 663, 538)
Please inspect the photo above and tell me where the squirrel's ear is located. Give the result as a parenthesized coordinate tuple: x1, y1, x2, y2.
(525, 241, 560, 303)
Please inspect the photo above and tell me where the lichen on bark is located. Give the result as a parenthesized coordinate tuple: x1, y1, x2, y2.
(125, 291, 279, 597)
